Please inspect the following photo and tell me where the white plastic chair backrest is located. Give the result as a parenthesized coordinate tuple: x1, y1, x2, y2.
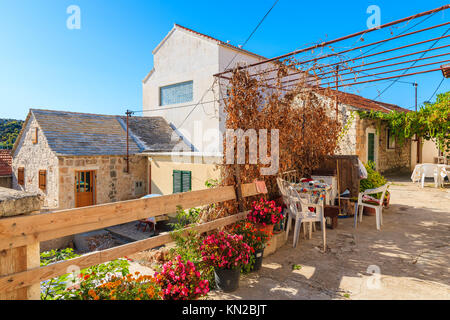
(287, 185, 316, 216)
(421, 164, 437, 177)
(277, 178, 293, 208)
(361, 183, 389, 208)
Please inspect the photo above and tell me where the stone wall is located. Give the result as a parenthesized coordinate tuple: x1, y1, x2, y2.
(355, 116, 411, 173)
(0, 175, 12, 188)
(58, 155, 148, 209)
(12, 114, 60, 209)
(309, 93, 411, 173)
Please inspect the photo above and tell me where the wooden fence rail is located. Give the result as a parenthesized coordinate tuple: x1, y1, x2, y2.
(0, 182, 264, 299)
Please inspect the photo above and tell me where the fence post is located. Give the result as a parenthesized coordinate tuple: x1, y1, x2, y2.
(0, 188, 42, 300)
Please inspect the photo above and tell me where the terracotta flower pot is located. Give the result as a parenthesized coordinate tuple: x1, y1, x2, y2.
(363, 206, 376, 216)
(256, 223, 274, 234)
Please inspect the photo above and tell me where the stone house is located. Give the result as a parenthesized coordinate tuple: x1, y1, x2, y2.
(11, 109, 187, 210)
(0, 150, 12, 188)
(317, 90, 413, 173)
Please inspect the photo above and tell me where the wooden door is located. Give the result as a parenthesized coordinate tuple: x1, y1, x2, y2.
(75, 170, 95, 208)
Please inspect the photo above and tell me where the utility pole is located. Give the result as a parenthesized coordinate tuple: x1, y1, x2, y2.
(413, 82, 421, 164)
(414, 82, 418, 111)
(125, 109, 133, 173)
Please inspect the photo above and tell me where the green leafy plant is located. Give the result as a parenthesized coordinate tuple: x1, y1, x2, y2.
(205, 178, 219, 189)
(169, 205, 202, 230)
(169, 230, 216, 289)
(359, 161, 388, 200)
(40, 248, 80, 300)
(358, 91, 450, 156)
(40, 248, 131, 300)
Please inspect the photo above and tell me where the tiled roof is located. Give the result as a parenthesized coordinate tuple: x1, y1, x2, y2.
(27, 109, 187, 156)
(320, 89, 410, 113)
(0, 150, 12, 176)
(174, 24, 268, 61)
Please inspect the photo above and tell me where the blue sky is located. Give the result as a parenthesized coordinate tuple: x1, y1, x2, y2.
(0, 0, 448, 120)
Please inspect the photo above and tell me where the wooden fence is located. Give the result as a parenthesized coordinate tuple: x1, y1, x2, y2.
(0, 182, 264, 300)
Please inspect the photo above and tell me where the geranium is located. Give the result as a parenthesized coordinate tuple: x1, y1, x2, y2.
(155, 255, 209, 300)
(230, 221, 272, 251)
(247, 198, 283, 226)
(200, 232, 251, 269)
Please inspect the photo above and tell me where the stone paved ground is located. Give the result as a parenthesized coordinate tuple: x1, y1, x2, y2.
(208, 177, 450, 300)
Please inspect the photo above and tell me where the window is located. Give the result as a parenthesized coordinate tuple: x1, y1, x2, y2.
(387, 128, 395, 150)
(39, 170, 46, 191)
(18, 167, 24, 185)
(173, 170, 191, 193)
(160, 81, 193, 106)
(134, 181, 145, 196)
(32, 127, 38, 144)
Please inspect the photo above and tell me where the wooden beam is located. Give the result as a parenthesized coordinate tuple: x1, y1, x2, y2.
(0, 212, 247, 293)
(0, 182, 261, 251)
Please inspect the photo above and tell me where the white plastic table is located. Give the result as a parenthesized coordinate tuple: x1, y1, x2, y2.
(411, 163, 449, 188)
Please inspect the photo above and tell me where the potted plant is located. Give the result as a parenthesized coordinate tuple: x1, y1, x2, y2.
(155, 255, 209, 300)
(247, 198, 283, 233)
(360, 161, 390, 215)
(231, 221, 272, 272)
(200, 232, 251, 292)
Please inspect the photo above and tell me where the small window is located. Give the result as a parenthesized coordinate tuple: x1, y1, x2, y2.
(173, 170, 192, 193)
(134, 181, 145, 196)
(160, 81, 193, 106)
(32, 127, 38, 144)
(387, 128, 395, 149)
(39, 170, 46, 191)
(18, 167, 24, 185)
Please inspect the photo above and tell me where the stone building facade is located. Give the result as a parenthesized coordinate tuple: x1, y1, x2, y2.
(314, 90, 412, 173)
(12, 109, 186, 211)
(57, 155, 148, 209)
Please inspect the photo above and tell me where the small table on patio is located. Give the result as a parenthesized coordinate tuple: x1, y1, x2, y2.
(291, 180, 332, 205)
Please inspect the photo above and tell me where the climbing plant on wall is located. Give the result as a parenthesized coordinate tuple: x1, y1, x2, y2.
(358, 91, 450, 154)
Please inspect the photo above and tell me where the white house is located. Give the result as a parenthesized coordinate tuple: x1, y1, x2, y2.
(141, 24, 271, 194)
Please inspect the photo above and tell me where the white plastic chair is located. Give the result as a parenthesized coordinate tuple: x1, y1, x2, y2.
(284, 185, 326, 250)
(357, 183, 389, 230)
(420, 164, 439, 188)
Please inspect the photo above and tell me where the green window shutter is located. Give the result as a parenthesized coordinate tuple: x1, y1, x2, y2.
(368, 133, 375, 162)
(181, 171, 191, 192)
(173, 170, 192, 193)
(173, 170, 182, 193)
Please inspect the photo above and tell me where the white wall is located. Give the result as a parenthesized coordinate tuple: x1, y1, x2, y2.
(142, 27, 267, 155)
(143, 28, 221, 154)
(422, 139, 441, 163)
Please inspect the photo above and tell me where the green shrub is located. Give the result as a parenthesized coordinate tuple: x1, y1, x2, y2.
(359, 161, 388, 200)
